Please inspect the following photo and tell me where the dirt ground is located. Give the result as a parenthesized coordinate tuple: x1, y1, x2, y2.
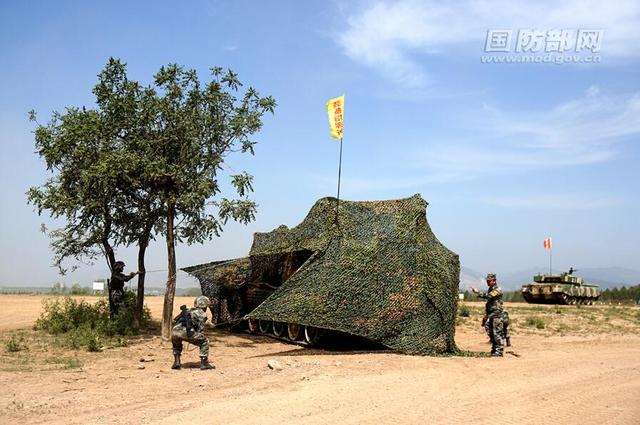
(1, 295, 639, 425)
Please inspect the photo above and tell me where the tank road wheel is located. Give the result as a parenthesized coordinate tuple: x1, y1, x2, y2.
(258, 319, 272, 334)
(569, 297, 577, 305)
(248, 319, 259, 333)
(560, 294, 570, 305)
(287, 323, 303, 341)
(304, 325, 323, 346)
(272, 321, 286, 338)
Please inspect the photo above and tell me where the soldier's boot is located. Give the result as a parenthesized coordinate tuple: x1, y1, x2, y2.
(506, 336, 512, 347)
(171, 353, 181, 370)
(491, 344, 504, 357)
(200, 356, 215, 370)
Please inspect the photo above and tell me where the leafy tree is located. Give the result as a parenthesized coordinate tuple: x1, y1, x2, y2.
(144, 64, 276, 338)
(29, 58, 276, 337)
(28, 59, 163, 328)
(27, 106, 120, 273)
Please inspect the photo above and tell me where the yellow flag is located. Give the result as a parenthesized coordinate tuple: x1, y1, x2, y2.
(326, 95, 344, 139)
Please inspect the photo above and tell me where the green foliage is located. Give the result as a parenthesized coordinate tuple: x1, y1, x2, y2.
(554, 306, 563, 314)
(458, 304, 471, 317)
(35, 293, 150, 351)
(525, 316, 547, 329)
(5, 333, 27, 353)
(61, 58, 276, 248)
(28, 57, 276, 331)
(599, 284, 640, 303)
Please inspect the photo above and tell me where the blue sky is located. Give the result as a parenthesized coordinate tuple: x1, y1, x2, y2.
(1, 0, 638, 287)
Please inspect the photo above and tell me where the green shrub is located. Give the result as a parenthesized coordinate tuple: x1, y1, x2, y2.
(458, 304, 471, 317)
(525, 316, 546, 329)
(35, 292, 151, 351)
(5, 334, 27, 353)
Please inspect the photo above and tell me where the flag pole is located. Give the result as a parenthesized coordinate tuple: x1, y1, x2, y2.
(336, 137, 343, 224)
(549, 244, 552, 275)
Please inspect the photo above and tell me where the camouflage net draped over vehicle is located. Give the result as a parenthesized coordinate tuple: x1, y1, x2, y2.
(184, 194, 460, 355)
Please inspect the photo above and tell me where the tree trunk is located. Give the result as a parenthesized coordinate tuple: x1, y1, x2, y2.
(161, 201, 177, 340)
(102, 209, 116, 270)
(134, 238, 148, 330)
(102, 238, 116, 270)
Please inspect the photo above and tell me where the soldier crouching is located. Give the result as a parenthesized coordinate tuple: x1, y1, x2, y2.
(171, 296, 214, 370)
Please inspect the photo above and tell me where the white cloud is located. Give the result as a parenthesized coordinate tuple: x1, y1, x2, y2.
(338, 0, 640, 86)
(313, 87, 640, 193)
(425, 87, 640, 175)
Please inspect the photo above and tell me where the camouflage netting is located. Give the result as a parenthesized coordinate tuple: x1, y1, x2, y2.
(183, 194, 460, 355)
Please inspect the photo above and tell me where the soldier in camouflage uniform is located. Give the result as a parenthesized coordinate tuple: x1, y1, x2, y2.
(472, 273, 507, 357)
(171, 296, 214, 370)
(109, 261, 139, 317)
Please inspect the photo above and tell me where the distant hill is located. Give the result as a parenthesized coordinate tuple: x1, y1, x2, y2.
(459, 266, 640, 291)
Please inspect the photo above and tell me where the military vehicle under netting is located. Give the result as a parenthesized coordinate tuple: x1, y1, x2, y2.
(183, 194, 460, 355)
(521, 270, 600, 305)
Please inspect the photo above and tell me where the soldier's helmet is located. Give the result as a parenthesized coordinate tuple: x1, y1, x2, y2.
(114, 261, 125, 272)
(194, 296, 211, 309)
(486, 273, 497, 281)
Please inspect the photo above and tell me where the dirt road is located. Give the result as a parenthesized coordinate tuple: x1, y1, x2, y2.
(1, 295, 639, 424)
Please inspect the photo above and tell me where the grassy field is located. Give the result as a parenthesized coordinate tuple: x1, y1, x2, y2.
(457, 301, 640, 336)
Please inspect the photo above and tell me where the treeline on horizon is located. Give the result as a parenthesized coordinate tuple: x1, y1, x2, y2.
(462, 284, 640, 303)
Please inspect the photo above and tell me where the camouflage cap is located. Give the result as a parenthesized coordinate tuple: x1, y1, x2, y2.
(194, 295, 211, 309)
(486, 273, 496, 280)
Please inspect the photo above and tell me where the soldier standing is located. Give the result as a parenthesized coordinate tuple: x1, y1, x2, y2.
(472, 273, 507, 357)
(109, 261, 139, 317)
(171, 296, 215, 370)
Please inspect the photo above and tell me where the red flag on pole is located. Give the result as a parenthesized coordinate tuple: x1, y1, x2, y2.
(543, 238, 552, 250)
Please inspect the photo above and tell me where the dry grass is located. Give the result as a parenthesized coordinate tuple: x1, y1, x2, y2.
(458, 302, 640, 336)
